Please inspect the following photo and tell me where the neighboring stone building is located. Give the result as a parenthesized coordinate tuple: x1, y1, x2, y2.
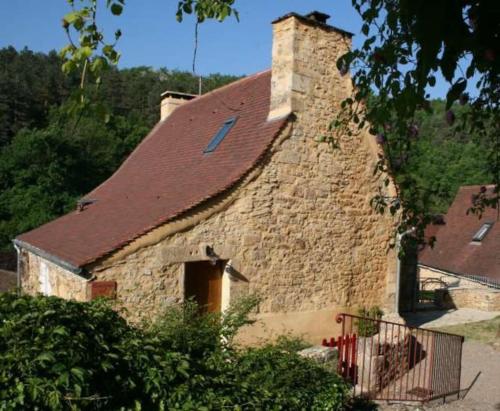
(15, 12, 399, 342)
(419, 185, 500, 311)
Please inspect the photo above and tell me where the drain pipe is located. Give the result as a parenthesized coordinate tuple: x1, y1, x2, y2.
(13, 242, 21, 292)
(395, 227, 416, 313)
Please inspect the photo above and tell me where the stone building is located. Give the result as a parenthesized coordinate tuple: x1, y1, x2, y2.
(15, 11, 399, 342)
(419, 185, 500, 311)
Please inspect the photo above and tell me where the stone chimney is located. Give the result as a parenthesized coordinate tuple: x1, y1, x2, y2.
(160, 91, 197, 121)
(268, 11, 353, 120)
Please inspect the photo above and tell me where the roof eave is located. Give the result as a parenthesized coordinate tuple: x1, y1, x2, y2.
(13, 239, 85, 277)
(418, 261, 487, 279)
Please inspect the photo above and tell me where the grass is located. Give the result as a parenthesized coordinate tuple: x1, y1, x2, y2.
(434, 315, 500, 350)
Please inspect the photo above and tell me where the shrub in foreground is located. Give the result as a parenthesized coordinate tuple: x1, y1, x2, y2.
(0, 292, 350, 410)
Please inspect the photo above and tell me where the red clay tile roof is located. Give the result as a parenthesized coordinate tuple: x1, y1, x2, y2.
(17, 70, 288, 269)
(419, 185, 500, 280)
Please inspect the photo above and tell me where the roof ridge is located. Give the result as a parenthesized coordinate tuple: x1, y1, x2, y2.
(163, 69, 271, 116)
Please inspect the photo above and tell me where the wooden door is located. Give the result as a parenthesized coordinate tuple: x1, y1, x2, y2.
(184, 261, 223, 313)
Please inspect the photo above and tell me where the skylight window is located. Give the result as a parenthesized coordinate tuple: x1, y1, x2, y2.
(472, 222, 493, 242)
(203, 117, 237, 153)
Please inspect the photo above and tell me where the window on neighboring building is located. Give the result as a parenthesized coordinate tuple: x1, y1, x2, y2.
(203, 117, 238, 153)
(472, 222, 493, 242)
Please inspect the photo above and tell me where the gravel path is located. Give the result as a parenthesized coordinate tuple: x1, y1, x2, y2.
(378, 340, 500, 411)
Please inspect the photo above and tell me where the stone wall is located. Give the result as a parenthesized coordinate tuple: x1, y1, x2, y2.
(436, 288, 500, 311)
(419, 266, 500, 311)
(20, 250, 88, 301)
(89, 16, 399, 342)
(418, 265, 484, 289)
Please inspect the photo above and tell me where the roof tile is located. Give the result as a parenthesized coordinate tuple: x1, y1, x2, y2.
(419, 185, 500, 280)
(17, 70, 287, 267)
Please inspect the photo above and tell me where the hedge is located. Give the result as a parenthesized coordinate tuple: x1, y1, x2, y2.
(0, 292, 350, 410)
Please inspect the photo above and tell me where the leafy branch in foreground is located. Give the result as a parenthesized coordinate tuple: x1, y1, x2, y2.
(175, 0, 239, 23)
(59, 0, 239, 110)
(333, 0, 499, 246)
(60, 0, 124, 94)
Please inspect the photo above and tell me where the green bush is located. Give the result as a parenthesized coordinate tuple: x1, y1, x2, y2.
(0, 292, 350, 410)
(230, 346, 348, 410)
(273, 334, 312, 353)
(356, 306, 383, 337)
(0, 292, 191, 410)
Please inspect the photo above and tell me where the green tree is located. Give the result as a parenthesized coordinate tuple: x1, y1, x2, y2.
(0, 107, 148, 249)
(0, 46, 240, 140)
(0, 47, 78, 146)
(392, 100, 493, 214)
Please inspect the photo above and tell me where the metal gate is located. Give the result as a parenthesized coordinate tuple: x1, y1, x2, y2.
(326, 313, 464, 403)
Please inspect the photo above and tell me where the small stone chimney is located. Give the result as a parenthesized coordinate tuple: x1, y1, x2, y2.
(268, 11, 353, 121)
(160, 91, 197, 121)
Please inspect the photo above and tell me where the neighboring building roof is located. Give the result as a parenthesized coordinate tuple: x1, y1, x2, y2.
(16, 70, 288, 269)
(419, 185, 500, 280)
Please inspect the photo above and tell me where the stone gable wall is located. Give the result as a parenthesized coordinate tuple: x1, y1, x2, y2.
(20, 250, 88, 301)
(91, 18, 399, 341)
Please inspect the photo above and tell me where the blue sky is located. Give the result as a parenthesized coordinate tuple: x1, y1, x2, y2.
(0, 1, 361, 74)
(0, 0, 455, 97)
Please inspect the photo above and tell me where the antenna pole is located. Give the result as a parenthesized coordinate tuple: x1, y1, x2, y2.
(193, 21, 202, 95)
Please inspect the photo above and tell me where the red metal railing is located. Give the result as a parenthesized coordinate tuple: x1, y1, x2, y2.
(322, 334, 357, 382)
(324, 313, 464, 403)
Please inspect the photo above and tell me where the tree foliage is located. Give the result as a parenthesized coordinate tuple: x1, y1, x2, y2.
(333, 0, 499, 245)
(393, 100, 493, 214)
(59, 0, 239, 104)
(0, 293, 350, 410)
(176, 0, 239, 22)
(0, 47, 78, 146)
